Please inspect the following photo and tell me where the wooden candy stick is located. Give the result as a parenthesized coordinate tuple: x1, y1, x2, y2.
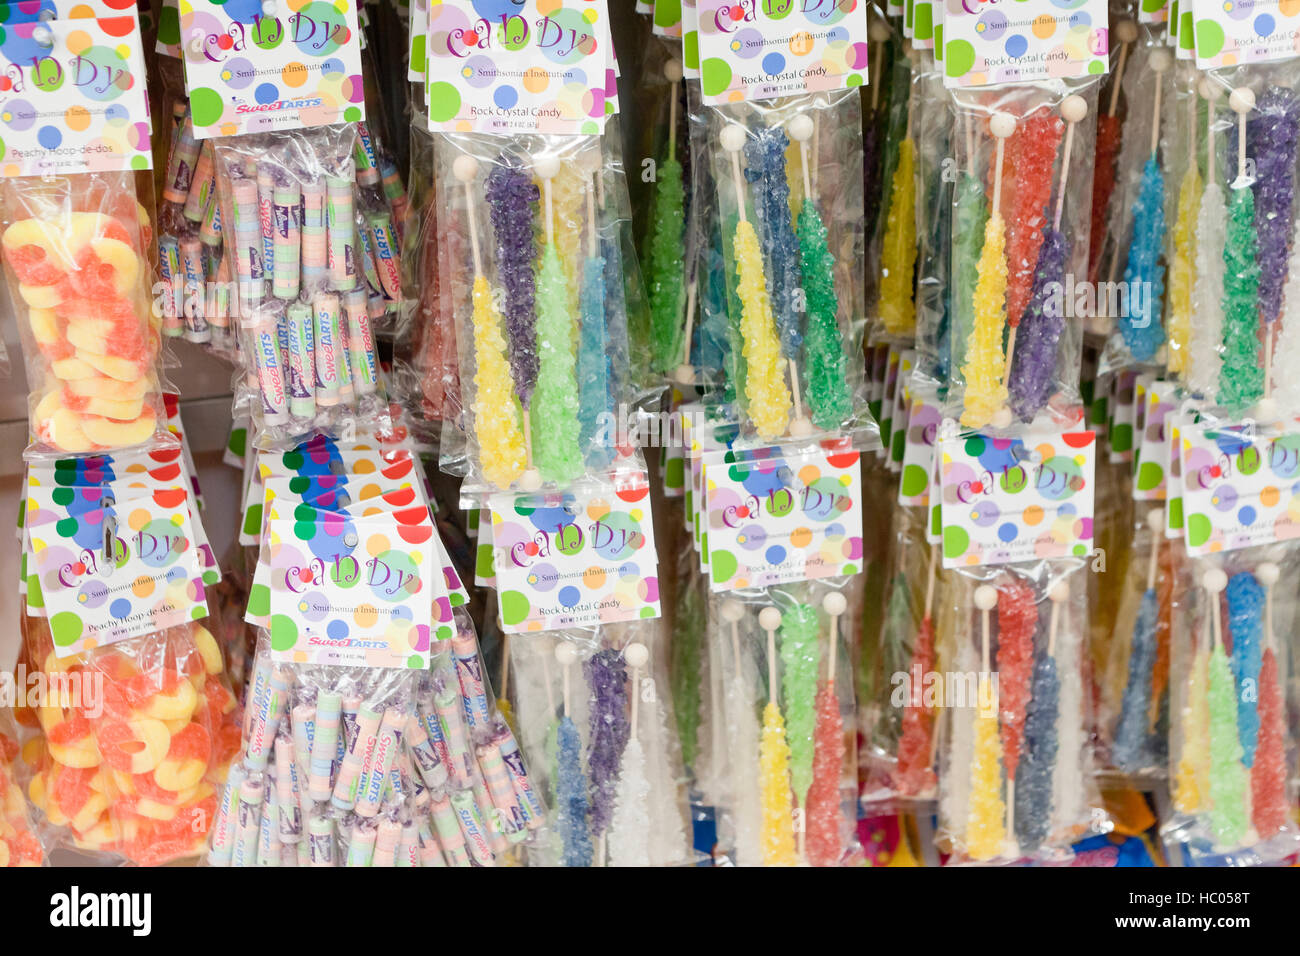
(869, 17, 890, 113)
(1048, 579, 1069, 658)
(540, 636, 556, 716)
(759, 607, 782, 710)
(625, 642, 649, 739)
(822, 590, 847, 690)
(722, 598, 746, 673)
(1109, 19, 1137, 119)
(785, 112, 818, 437)
(556, 640, 576, 716)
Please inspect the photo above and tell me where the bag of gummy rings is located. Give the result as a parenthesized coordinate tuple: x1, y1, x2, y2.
(1164, 544, 1300, 865)
(1, 171, 176, 458)
(18, 612, 242, 866)
(210, 125, 392, 449)
(935, 561, 1109, 864)
(0, 710, 43, 866)
(504, 622, 694, 867)
(706, 90, 873, 446)
(432, 132, 650, 495)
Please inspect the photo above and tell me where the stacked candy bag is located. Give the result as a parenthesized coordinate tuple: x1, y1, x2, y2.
(18, 616, 241, 865)
(208, 613, 545, 867)
(1, 172, 172, 456)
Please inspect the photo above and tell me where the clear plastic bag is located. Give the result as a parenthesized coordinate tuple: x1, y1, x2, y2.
(706, 91, 873, 445)
(210, 125, 392, 450)
(19, 613, 241, 866)
(703, 578, 863, 867)
(1165, 545, 1300, 865)
(432, 132, 651, 498)
(1, 171, 176, 458)
(936, 561, 1110, 863)
(945, 79, 1102, 432)
(504, 621, 697, 867)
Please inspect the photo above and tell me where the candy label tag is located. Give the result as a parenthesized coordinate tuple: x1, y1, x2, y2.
(28, 488, 208, 657)
(937, 429, 1096, 567)
(899, 387, 941, 507)
(704, 443, 863, 590)
(694, 0, 870, 105)
(1178, 421, 1300, 555)
(1190, 0, 1299, 67)
(487, 478, 662, 632)
(942, 0, 1109, 88)
(0, 15, 152, 176)
(424, 0, 610, 134)
(262, 509, 436, 668)
(179, 0, 366, 138)
(1132, 379, 1175, 501)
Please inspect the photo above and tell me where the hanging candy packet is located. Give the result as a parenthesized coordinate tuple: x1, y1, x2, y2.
(433, 133, 651, 495)
(935, 562, 1109, 863)
(18, 612, 242, 865)
(2, 165, 175, 456)
(944, 83, 1101, 431)
(207, 125, 392, 449)
(504, 622, 696, 866)
(1166, 546, 1300, 865)
(703, 579, 863, 867)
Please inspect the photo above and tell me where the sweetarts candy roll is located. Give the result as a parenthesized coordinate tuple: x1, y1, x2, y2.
(434, 682, 474, 789)
(429, 793, 473, 867)
(231, 776, 264, 868)
(184, 143, 217, 222)
(341, 695, 361, 752)
(379, 158, 407, 235)
(257, 775, 282, 867)
(162, 117, 201, 205)
(497, 731, 544, 828)
(420, 703, 454, 781)
(332, 702, 381, 810)
(367, 211, 401, 301)
(281, 844, 299, 867)
(307, 815, 335, 867)
(471, 765, 508, 854)
(397, 822, 420, 867)
(257, 168, 276, 286)
(232, 177, 264, 301)
(345, 819, 377, 867)
(244, 656, 276, 768)
(158, 236, 183, 337)
(355, 706, 406, 818)
(207, 762, 247, 865)
(249, 316, 291, 428)
(334, 302, 355, 405)
(416, 817, 441, 864)
(291, 702, 315, 792)
(199, 188, 222, 246)
(406, 713, 449, 790)
(272, 178, 302, 300)
(370, 818, 400, 867)
(326, 176, 356, 290)
(283, 301, 316, 420)
(477, 743, 526, 841)
(449, 788, 495, 865)
(355, 123, 380, 182)
(342, 289, 378, 396)
(356, 222, 385, 299)
(180, 237, 212, 344)
(274, 731, 303, 843)
(452, 634, 491, 730)
(311, 292, 343, 407)
(309, 690, 342, 801)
